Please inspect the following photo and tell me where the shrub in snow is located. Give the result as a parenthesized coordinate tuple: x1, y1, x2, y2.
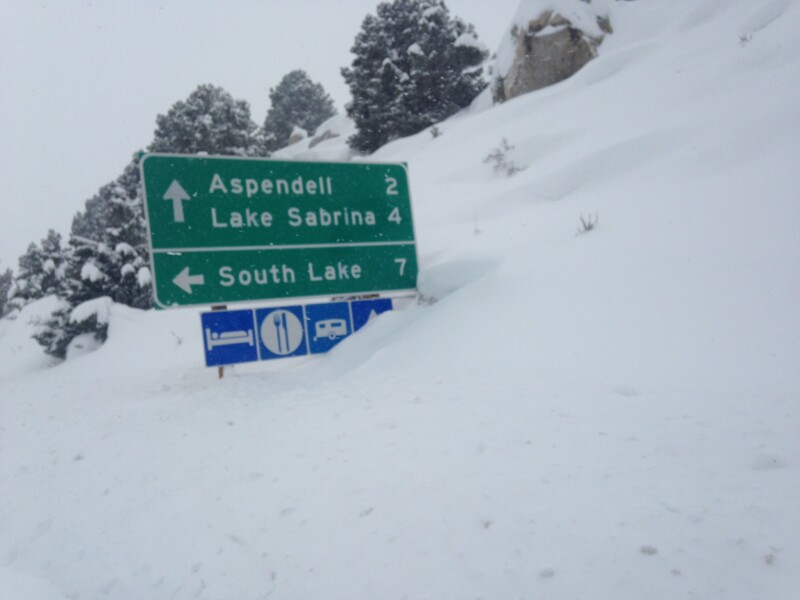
(342, 0, 488, 154)
(35, 297, 112, 361)
(262, 70, 336, 153)
(576, 213, 598, 235)
(483, 138, 522, 176)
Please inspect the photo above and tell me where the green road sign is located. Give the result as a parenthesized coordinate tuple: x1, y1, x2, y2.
(140, 154, 418, 308)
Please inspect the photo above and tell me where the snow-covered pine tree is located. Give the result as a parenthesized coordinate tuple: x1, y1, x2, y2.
(34, 84, 266, 358)
(69, 156, 152, 309)
(342, 0, 488, 154)
(149, 84, 263, 156)
(31, 84, 269, 358)
(263, 70, 337, 153)
(7, 230, 68, 310)
(35, 156, 153, 359)
(0, 266, 12, 317)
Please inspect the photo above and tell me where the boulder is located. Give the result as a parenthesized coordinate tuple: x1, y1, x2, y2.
(494, 0, 612, 101)
(308, 128, 340, 149)
(287, 126, 308, 146)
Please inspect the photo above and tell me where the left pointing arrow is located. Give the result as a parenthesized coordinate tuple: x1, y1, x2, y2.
(163, 180, 191, 223)
(173, 267, 205, 294)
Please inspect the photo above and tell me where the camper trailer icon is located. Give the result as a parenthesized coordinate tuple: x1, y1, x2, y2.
(313, 318, 348, 341)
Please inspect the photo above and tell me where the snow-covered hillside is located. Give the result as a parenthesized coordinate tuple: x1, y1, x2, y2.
(2, 1, 799, 598)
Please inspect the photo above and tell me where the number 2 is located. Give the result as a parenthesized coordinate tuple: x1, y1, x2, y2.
(385, 177, 398, 196)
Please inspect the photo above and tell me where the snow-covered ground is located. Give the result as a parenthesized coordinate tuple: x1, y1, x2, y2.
(2, 0, 799, 598)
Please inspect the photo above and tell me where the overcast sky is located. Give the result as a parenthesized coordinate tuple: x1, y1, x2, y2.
(0, 0, 519, 268)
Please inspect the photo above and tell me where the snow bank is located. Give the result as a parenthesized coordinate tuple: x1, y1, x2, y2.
(271, 114, 357, 162)
(0, 295, 64, 379)
(69, 296, 113, 325)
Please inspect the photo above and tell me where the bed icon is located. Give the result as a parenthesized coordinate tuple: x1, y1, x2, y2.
(205, 327, 255, 350)
(200, 309, 259, 367)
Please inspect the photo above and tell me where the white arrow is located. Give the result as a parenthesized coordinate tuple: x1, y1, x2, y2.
(163, 180, 191, 223)
(172, 267, 205, 294)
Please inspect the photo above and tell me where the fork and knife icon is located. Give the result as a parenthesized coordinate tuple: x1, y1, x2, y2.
(272, 311, 290, 354)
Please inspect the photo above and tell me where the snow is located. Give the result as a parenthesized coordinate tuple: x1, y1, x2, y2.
(69, 296, 113, 325)
(2, 0, 800, 598)
(271, 114, 357, 162)
(407, 42, 425, 56)
(453, 31, 487, 52)
(79, 261, 105, 282)
(42, 259, 56, 274)
(0, 295, 65, 379)
(114, 242, 135, 255)
(289, 125, 308, 141)
(136, 266, 152, 287)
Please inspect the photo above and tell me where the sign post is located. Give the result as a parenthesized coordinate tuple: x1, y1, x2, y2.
(140, 154, 418, 309)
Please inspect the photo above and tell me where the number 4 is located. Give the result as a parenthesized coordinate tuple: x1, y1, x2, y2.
(388, 207, 402, 225)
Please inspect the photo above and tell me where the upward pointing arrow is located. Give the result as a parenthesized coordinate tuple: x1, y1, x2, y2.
(163, 180, 191, 223)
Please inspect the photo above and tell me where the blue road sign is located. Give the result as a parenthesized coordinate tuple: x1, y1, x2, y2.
(201, 309, 258, 367)
(305, 302, 352, 354)
(352, 298, 394, 331)
(201, 298, 397, 367)
(255, 305, 308, 360)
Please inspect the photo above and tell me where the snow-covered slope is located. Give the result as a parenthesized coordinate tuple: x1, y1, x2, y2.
(2, 1, 799, 598)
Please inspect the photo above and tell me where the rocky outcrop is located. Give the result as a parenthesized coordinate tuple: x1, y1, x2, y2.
(494, 1, 612, 102)
(287, 126, 308, 146)
(308, 128, 340, 149)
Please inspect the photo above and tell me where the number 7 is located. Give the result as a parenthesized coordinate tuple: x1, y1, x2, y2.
(394, 258, 407, 276)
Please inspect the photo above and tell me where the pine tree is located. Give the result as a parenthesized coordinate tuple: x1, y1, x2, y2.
(263, 70, 337, 152)
(35, 156, 152, 359)
(33, 84, 263, 359)
(8, 230, 68, 309)
(68, 156, 152, 309)
(149, 84, 262, 156)
(0, 266, 12, 317)
(342, 0, 487, 154)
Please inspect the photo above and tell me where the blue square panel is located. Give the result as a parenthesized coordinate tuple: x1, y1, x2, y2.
(351, 298, 393, 331)
(305, 302, 353, 354)
(255, 305, 308, 360)
(201, 309, 258, 367)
